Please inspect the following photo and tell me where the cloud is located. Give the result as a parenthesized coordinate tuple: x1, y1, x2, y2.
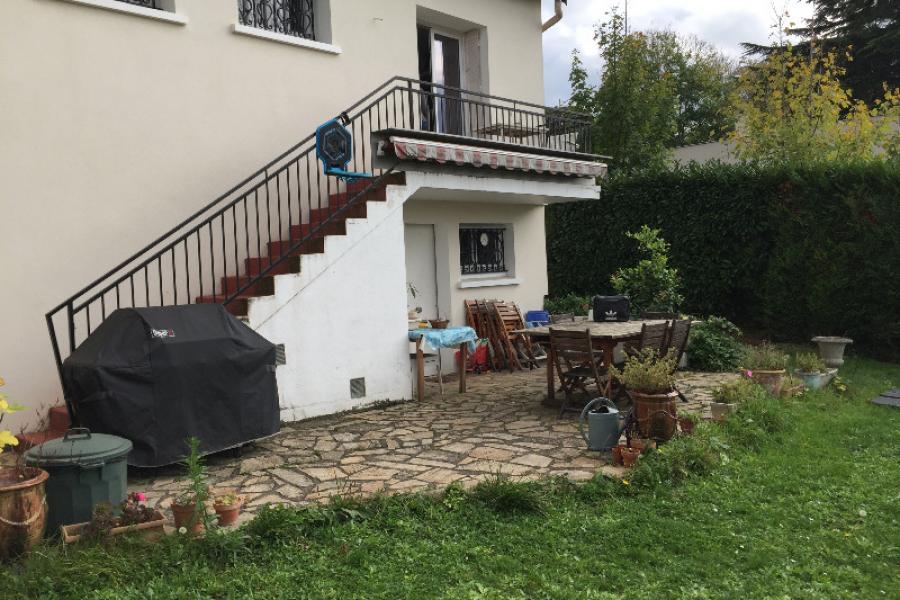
(541, 0, 815, 105)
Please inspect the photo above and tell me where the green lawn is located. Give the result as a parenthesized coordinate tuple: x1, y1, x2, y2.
(4, 357, 899, 600)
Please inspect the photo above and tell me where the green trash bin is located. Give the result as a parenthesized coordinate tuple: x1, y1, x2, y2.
(24, 427, 132, 536)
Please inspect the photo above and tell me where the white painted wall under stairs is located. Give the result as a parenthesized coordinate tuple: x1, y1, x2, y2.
(247, 183, 414, 422)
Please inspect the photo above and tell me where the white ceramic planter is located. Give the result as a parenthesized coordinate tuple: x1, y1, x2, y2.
(811, 336, 852, 368)
(795, 368, 838, 391)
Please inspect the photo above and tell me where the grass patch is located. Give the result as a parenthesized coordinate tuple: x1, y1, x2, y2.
(3, 356, 899, 599)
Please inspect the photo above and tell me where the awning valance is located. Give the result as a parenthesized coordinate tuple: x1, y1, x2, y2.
(380, 135, 606, 178)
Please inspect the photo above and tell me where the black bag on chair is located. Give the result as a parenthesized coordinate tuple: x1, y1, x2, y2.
(592, 295, 630, 322)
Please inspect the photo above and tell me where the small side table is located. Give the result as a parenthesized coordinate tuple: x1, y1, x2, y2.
(408, 326, 477, 401)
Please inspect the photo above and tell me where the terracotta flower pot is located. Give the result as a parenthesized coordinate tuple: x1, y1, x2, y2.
(751, 369, 786, 396)
(621, 447, 642, 468)
(611, 444, 625, 466)
(629, 390, 679, 442)
(214, 500, 243, 527)
(60, 510, 166, 544)
(171, 501, 205, 534)
(678, 417, 696, 435)
(0, 467, 48, 560)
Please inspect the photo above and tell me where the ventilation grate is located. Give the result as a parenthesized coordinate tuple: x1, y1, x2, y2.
(275, 344, 286, 366)
(350, 377, 366, 399)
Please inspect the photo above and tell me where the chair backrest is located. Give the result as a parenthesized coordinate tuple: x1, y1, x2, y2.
(549, 328, 595, 365)
(550, 312, 575, 324)
(637, 321, 669, 355)
(667, 319, 692, 363)
(641, 311, 678, 320)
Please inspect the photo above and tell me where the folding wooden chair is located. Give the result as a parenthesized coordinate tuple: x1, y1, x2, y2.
(491, 301, 537, 370)
(666, 319, 692, 402)
(549, 328, 609, 417)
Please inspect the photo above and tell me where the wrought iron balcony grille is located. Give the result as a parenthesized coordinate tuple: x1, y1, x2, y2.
(118, 0, 161, 8)
(460, 228, 507, 275)
(238, 0, 315, 40)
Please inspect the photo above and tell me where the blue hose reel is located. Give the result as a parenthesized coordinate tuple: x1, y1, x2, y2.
(315, 112, 373, 181)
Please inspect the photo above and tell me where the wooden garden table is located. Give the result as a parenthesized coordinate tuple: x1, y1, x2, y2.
(518, 320, 667, 402)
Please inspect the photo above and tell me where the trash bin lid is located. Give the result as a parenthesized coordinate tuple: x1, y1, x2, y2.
(24, 427, 132, 468)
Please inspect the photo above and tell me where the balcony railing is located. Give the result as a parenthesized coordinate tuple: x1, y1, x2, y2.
(237, 0, 315, 40)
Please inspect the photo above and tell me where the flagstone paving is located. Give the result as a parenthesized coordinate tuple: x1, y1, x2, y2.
(129, 368, 737, 518)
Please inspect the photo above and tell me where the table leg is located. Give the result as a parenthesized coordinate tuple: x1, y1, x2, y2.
(458, 343, 467, 393)
(601, 341, 615, 397)
(547, 343, 556, 402)
(416, 341, 426, 402)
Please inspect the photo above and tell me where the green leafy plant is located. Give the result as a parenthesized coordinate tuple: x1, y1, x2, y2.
(0, 377, 24, 455)
(471, 474, 545, 515)
(794, 352, 827, 373)
(712, 378, 768, 405)
(610, 225, 684, 314)
(610, 348, 677, 394)
(743, 342, 789, 371)
(687, 316, 745, 372)
(174, 437, 211, 530)
(544, 293, 591, 316)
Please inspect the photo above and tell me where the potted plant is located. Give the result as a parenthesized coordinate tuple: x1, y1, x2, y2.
(213, 491, 244, 527)
(61, 492, 165, 544)
(170, 437, 209, 534)
(811, 336, 853, 368)
(743, 342, 789, 396)
(0, 382, 49, 560)
(621, 446, 642, 467)
(793, 352, 837, 391)
(611, 349, 679, 442)
(678, 413, 698, 435)
(710, 378, 762, 421)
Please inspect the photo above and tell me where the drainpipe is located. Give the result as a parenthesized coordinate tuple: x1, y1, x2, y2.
(542, 0, 566, 32)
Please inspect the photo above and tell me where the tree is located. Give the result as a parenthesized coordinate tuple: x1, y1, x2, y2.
(728, 46, 900, 165)
(568, 10, 736, 171)
(743, 0, 900, 104)
(611, 225, 684, 314)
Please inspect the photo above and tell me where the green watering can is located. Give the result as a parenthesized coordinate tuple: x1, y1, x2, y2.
(579, 398, 626, 451)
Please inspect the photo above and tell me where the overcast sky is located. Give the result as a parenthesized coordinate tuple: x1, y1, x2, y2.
(541, 0, 816, 105)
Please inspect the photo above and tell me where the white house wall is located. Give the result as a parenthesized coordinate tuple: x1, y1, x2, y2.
(0, 0, 544, 431)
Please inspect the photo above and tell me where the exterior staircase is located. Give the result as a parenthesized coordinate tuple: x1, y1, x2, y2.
(194, 174, 404, 317)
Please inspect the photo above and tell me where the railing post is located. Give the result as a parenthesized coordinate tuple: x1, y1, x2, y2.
(66, 302, 76, 354)
(407, 81, 415, 130)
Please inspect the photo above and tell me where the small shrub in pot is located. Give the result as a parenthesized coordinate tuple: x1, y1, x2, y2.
(793, 352, 835, 391)
(743, 342, 789, 396)
(170, 437, 210, 534)
(611, 349, 679, 441)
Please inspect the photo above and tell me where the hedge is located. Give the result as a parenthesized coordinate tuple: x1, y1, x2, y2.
(546, 161, 900, 358)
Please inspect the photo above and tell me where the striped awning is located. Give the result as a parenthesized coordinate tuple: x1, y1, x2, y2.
(381, 136, 606, 178)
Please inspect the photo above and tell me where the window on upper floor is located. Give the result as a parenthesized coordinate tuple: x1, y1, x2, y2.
(237, 0, 316, 40)
(459, 226, 509, 276)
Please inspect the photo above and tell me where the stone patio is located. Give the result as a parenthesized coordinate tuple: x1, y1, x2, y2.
(129, 368, 736, 517)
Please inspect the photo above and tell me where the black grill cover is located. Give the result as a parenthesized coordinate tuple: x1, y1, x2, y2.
(62, 305, 279, 467)
(592, 295, 630, 322)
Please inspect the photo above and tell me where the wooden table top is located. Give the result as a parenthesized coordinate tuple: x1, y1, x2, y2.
(517, 319, 667, 341)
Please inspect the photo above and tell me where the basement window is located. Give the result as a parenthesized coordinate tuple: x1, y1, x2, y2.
(459, 226, 508, 276)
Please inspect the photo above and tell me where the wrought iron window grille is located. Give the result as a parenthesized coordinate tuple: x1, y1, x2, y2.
(117, 0, 162, 8)
(460, 227, 507, 275)
(238, 0, 316, 40)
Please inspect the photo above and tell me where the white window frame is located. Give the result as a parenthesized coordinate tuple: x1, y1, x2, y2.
(51, 0, 187, 25)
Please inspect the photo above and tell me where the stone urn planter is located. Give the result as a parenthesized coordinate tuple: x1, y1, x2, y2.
(630, 390, 679, 442)
(811, 336, 853, 368)
(0, 466, 48, 560)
